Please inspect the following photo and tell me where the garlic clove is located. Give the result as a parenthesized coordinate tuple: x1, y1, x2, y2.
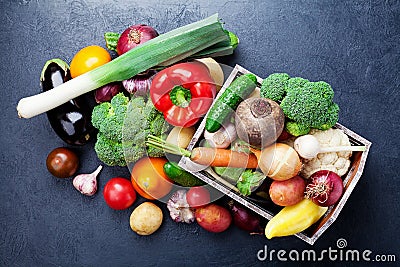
(73, 165, 102, 196)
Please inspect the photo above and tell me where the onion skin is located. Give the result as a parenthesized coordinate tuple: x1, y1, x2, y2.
(122, 70, 156, 96)
(227, 201, 264, 234)
(251, 143, 302, 181)
(306, 170, 344, 207)
(94, 82, 122, 103)
(117, 24, 159, 55)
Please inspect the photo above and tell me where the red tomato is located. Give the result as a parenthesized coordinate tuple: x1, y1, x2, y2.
(70, 45, 111, 78)
(103, 177, 136, 210)
(131, 157, 173, 200)
(186, 186, 211, 208)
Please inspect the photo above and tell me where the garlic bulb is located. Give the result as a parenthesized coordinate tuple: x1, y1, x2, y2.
(73, 165, 102, 196)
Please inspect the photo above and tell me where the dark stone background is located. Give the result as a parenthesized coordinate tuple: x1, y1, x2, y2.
(1, 0, 399, 266)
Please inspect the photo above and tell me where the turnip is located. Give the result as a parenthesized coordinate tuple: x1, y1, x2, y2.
(269, 175, 306, 206)
(305, 170, 344, 207)
(235, 98, 284, 149)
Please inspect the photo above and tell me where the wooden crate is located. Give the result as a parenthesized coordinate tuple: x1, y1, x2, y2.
(178, 65, 371, 245)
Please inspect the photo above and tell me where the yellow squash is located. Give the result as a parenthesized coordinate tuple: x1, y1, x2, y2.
(265, 198, 328, 239)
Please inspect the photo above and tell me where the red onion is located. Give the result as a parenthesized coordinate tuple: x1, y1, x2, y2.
(122, 70, 156, 96)
(94, 82, 122, 103)
(305, 170, 344, 207)
(117, 24, 159, 55)
(227, 200, 264, 234)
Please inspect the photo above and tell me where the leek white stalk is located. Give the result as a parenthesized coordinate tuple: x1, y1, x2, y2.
(17, 14, 229, 119)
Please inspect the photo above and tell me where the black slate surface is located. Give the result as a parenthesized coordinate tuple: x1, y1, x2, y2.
(1, 0, 399, 266)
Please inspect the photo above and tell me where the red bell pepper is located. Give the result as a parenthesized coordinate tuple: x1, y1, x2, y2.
(150, 61, 216, 127)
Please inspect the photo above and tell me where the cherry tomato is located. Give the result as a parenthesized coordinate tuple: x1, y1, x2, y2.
(103, 177, 136, 210)
(46, 147, 79, 178)
(70, 45, 111, 78)
(186, 186, 211, 208)
(131, 157, 173, 200)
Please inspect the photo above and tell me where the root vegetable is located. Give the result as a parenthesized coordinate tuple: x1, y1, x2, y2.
(294, 134, 366, 160)
(195, 204, 232, 233)
(73, 165, 102, 196)
(305, 170, 344, 207)
(269, 175, 305, 206)
(167, 190, 195, 224)
(189, 147, 258, 168)
(130, 202, 163, 235)
(235, 98, 284, 149)
(147, 135, 259, 168)
(227, 200, 264, 234)
(251, 143, 302, 181)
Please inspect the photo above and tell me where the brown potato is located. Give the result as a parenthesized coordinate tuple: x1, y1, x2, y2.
(130, 202, 163, 235)
(269, 176, 306, 206)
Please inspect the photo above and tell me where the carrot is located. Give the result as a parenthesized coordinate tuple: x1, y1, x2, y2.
(190, 147, 259, 168)
(190, 147, 258, 169)
(146, 135, 259, 168)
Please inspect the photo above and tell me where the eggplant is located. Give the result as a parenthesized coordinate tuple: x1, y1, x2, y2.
(40, 59, 97, 145)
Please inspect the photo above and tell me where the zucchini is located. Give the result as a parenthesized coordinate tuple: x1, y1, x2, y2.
(205, 73, 257, 132)
(163, 162, 205, 187)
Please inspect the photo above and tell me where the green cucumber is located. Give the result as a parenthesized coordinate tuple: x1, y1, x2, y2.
(163, 162, 205, 187)
(205, 73, 257, 133)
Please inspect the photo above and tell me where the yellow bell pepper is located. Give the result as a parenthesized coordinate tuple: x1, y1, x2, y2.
(265, 198, 328, 239)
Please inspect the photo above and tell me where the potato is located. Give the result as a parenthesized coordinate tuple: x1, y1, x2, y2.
(269, 176, 306, 206)
(130, 202, 163, 235)
(195, 204, 232, 233)
(166, 126, 196, 148)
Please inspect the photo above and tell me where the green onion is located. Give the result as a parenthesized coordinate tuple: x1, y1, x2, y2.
(17, 14, 230, 119)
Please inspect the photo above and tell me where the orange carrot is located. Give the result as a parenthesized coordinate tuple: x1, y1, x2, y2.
(190, 147, 259, 168)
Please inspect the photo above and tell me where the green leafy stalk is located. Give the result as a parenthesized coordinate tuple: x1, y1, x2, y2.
(17, 14, 229, 119)
(146, 135, 192, 157)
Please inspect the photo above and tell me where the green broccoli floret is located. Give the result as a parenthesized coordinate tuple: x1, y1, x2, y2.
(94, 132, 126, 166)
(260, 73, 290, 101)
(285, 77, 309, 93)
(92, 93, 170, 167)
(91, 93, 129, 142)
(261, 73, 339, 136)
(121, 96, 171, 165)
(284, 121, 311, 137)
(280, 81, 338, 131)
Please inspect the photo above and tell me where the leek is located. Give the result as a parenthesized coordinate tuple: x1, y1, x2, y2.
(17, 14, 229, 119)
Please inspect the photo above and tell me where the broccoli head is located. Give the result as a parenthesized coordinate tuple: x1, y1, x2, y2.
(91, 93, 129, 142)
(280, 81, 338, 130)
(94, 132, 126, 167)
(260, 73, 290, 101)
(261, 73, 339, 136)
(92, 93, 170, 167)
(121, 96, 171, 165)
(284, 121, 310, 137)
